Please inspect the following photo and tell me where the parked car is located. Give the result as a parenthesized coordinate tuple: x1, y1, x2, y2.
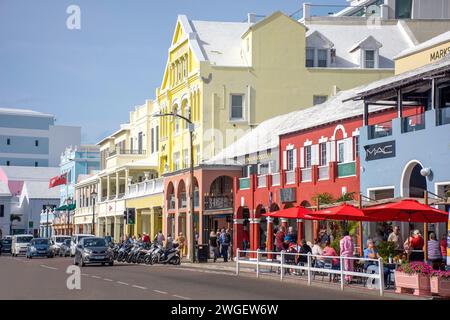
(59, 238, 72, 257)
(11, 234, 34, 256)
(26, 238, 54, 259)
(0, 238, 12, 254)
(51, 235, 71, 255)
(73, 237, 114, 267)
(70, 234, 95, 257)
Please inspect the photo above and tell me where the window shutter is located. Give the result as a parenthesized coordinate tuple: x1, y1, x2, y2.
(326, 141, 331, 164)
(344, 138, 353, 163)
(312, 145, 319, 166)
(300, 147, 305, 168)
(330, 141, 336, 162)
(282, 151, 287, 170)
(292, 149, 297, 169)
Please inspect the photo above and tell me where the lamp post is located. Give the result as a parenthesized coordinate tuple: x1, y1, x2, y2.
(91, 190, 98, 236)
(153, 111, 195, 263)
(66, 197, 73, 236)
(45, 204, 53, 238)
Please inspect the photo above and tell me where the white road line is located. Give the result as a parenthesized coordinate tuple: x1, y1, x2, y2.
(173, 294, 191, 300)
(132, 285, 147, 290)
(153, 290, 168, 294)
(117, 281, 129, 286)
(40, 265, 58, 270)
(81, 273, 90, 276)
(91, 275, 101, 279)
(103, 278, 113, 282)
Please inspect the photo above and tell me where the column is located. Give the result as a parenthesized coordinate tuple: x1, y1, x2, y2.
(106, 175, 111, 200)
(250, 215, 260, 259)
(233, 218, 244, 257)
(116, 172, 119, 198)
(125, 169, 129, 194)
(266, 216, 274, 260)
(297, 218, 304, 244)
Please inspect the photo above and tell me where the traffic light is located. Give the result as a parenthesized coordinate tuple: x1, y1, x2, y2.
(123, 210, 127, 221)
(127, 208, 136, 225)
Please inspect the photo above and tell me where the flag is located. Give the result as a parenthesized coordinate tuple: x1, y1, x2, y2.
(49, 173, 67, 188)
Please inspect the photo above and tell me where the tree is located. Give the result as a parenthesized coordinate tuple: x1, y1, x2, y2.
(9, 214, 21, 235)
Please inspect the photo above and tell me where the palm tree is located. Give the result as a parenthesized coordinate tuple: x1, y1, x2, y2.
(9, 214, 21, 235)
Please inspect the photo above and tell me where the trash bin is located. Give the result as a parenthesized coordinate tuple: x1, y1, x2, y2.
(197, 244, 209, 263)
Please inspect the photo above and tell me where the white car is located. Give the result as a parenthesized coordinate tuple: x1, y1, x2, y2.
(11, 234, 34, 256)
(70, 234, 94, 257)
(51, 235, 71, 255)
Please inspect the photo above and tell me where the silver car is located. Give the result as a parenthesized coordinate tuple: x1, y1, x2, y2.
(73, 237, 114, 267)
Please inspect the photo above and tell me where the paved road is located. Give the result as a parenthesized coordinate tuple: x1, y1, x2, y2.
(0, 254, 391, 300)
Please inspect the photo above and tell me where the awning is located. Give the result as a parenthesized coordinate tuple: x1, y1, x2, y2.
(55, 204, 76, 211)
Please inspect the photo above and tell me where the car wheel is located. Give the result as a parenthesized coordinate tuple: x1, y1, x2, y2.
(109, 261, 114, 266)
(101, 262, 105, 266)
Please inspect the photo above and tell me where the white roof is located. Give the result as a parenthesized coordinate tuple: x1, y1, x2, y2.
(190, 20, 250, 67)
(0, 181, 11, 197)
(21, 181, 60, 199)
(0, 166, 60, 182)
(0, 107, 53, 118)
(306, 22, 413, 68)
(395, 30, 450, 60)
(75, 174, 99, 188)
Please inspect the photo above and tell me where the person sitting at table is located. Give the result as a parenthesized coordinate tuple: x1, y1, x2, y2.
(322, 240, 339, 270)
(408, 230, 424, 262)
(297, 239, 312, 265)
(364, 239, 389, 286)
(311, 238, 323, 266)
(427, 232, 443, 270)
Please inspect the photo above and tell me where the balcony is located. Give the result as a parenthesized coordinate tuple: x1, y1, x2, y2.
(204, 195, 233, 210)
(106, 149, 147, 168)
(239, 177, 250, 190)
(126, 178, 164, 198)
(301, 168, 312, 182)
(257, 175, 267, 188)
(271, 173, 280, 186)
(318, 165, 329, 180)
(108, 149, 146, 157)
(337, 161, 356, 178)
(285, 171, 295, 185)
(438, 106, 450, 126)
(368, 120, 392, 139)
(402, 113, 425, 133)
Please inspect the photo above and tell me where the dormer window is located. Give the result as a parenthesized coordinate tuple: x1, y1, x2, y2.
(318, 49, 328, 67)
(364, 50, 375, 68)
(305, 31, 334, 68)
(306, 48, 315, 67)
(349, 36, 382, 69)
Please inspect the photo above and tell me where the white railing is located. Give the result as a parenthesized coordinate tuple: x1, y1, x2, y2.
(126, 178, 164, 198)
(318, 165, 329, 180)
(257, 175, 267, 188)
(271, 173, 280, 186)
(301, 168, 312, 182)
(285, 171, 295, 185)
(235, 249, 385, 296)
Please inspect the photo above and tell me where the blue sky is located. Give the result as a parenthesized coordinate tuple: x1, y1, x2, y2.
(0, 0, 347, 143)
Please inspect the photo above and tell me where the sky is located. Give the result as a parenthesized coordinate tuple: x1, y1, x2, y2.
(0, 0, 348, 144)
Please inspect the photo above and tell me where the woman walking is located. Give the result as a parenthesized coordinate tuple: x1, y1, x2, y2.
(340, 231, 354, 283)
(209, 231, 219, 262)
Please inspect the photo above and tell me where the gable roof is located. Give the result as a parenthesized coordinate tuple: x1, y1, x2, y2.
(395, 30, 450, 60)
(349, 35, 382, 53)
(21, 181, 60, 199)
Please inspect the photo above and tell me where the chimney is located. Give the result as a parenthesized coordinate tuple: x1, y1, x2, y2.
(247, 13, 256, 23)
(303, 3, 311, 20)
(380, 4, 389, 19)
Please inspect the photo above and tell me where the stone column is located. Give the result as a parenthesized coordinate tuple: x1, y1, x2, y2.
(115, 172, 119, 198)
(233, 218, 244, 257)
(106, 175, 111, 200)
(250, 216, 260, 259)
(266, 216, 274, 260)
(297, 219, 304, 244)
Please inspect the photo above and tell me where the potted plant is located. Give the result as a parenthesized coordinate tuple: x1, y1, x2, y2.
(377, 241, 396, 262)
(430, 269, 450, 297)
(395, 261, 432, 296)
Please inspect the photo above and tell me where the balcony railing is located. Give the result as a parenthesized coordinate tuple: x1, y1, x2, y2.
(271, 173, 280, 186)
(239, 177, 250, 190)
(204, 195, 233, 210)
(338, 161, 356, 178)
(108, 149, 146, 157)
(257, 175, 267, 188)
(402, 113, 425, 133)
(368, 120, 392, 139)
(285, 171, 295, 185)
(108, 194, 116, 200)
(127, 178, 164, 198)
(438, 106, 450, 126)
(301, 168, 312, 182)
(318, 165, 329, 180)
(101, 196, 107, 202)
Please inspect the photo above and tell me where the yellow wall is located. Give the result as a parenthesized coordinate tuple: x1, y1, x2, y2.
(395, 40, 450, 74)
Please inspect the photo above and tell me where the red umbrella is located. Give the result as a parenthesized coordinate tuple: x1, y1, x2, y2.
(262, 206, 325, 220)
(309, 203, 377, 221)
(362, 199, 448, 223)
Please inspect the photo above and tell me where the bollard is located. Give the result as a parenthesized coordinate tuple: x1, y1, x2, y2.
(256, 249, 260, 278)
(280, 251, 284, 281)
(236, 248, 240, 275)
(340, 256, 344, 291)
(378, 258, 384, 296)
(307, 253, 311, 286)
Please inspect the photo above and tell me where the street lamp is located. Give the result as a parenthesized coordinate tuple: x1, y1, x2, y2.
(91, 190, 98, 235)
(153, 111, 195, 263)
(45, 203, 53, 238)
(66, 197, 73, 236)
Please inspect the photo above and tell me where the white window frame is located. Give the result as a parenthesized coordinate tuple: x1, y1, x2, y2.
(183, 149, 189, 168)
(364, 49, 375, 69)
(305, 145, 312, 168)
(317, 49, 328, 67)
(319, 142, 327, 166)
(286, 149, 294, 171)
(230, 94, 245, 121)
(174, 152, 181, 171)
(337, 141, 345, 164)
(306, 47, 315, 67)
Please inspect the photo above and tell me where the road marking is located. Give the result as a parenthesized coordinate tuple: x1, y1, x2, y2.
(81, 273, 90, 276)
(40, 265, 58, 270)
(173, 294, 191, 300)
(132, 285, 147, 290)
(91, 275, 101, 279)
(153, 290, 168, 294)
(103, 278, 113, 282)
(117, 281, 129, 286)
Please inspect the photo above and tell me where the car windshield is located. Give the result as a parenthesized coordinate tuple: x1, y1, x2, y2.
(2, 239, 11, 244)
(83, 238, 106, 247)
(16, 236, 33, 243)
(56, 237, 70, 243)
(33, 239, 49, 245)
(78, 236, 91, 242)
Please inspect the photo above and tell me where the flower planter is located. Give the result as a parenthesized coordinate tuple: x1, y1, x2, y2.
(395, 271, 431, 296)
(430, 277, 450, 298)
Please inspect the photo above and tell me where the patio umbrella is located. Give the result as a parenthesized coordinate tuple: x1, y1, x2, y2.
(362, 199, 448, 223)
(262, 206, 325, 220)
(308, 203, 378, 221)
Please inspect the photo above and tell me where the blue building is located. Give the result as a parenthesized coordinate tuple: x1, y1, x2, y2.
(0, 108, 81, 167)
(351, 56, 450, 244)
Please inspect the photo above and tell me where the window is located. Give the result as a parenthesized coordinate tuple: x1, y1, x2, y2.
(174, 107, 180, 133)
(174, 152, 180, 171)
(151, 128, 154, 154)
(313, 95, 327, 106)
(34, 162, 38, 167)
(0, 204, 4, 217)
(338, 141, 345, 163)
(305, 146, 312, 168)
(306, 48, 315, 67)
(138, 132, 143, 153)
(35, 140, 39, 147)
(354, 136, 360, 159)
(319, 142, 327, 166)
(395, 0, 412, 19)
(230, 94, 244, 120)
(184, 105, 190, 129)
(286, 149, 294, 171)
(183, 149, 189, 168)
(155, 126, 159, 151)
(130, 138, 133, 152)
(6, 161, 10, 166)
(317, 49, 328, 67)
(365, 50, 375, 68)
(6, 138, 10, 145)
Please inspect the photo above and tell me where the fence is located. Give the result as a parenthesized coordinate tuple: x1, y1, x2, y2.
(235, 249, 385, 296)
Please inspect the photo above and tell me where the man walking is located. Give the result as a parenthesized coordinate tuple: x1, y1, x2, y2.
(219, 228, 231, 262)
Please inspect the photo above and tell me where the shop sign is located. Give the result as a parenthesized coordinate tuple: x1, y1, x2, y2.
(364, 140, 395, 161)
(280, 188, 296, 203)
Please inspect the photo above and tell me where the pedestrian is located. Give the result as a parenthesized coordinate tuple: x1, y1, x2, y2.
(142, 233, 150, 243)
(340, 231, 354, 283)
(440, 234, 447, 260)
(275, 226, 286, 252)
(427, 232, 443, 270)
(166, 234, 174, 250)
(219, 228, 231, 262)
(408, 230, 424, 262)
(387, 226, 403, 253)
(209, 231, 219, 262)
(297, 239, 312, 266)
(322, 239, 339, 269)
(176, 232, 186, 257)
(226, 228, 232, 259)
(155, 230, 165, 246)
(242, 227, 249, 256)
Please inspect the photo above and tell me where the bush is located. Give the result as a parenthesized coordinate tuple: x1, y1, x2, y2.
(376, 241, 396, 261)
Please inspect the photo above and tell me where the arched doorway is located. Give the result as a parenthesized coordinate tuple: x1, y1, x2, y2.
(255, 205, 267, 250)
(176, 180, 187, 239)
(166, 182, 175, 237)
(401, 161, 427, 198)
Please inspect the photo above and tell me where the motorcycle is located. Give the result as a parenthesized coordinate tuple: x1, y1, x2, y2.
(150, 242, 181, 265)
(143, 242, 159, 265)
(117, 243, 133, 262)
